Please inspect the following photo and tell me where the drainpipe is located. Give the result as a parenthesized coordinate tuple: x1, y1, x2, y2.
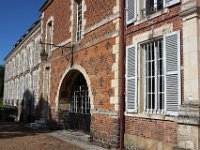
(119, 0, 125, 150)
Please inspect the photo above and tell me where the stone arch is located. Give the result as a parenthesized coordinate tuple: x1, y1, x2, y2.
(55, 64, 93, 119)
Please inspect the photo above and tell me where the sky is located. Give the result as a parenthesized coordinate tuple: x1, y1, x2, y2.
(0, 0, 46, 65)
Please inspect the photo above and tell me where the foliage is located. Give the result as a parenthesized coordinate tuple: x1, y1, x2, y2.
(0, 65, 4, 98)
(40, 50, 48, 57)
(0, 104, 17, 121)
(0, 65, 5, 120)
(0, 97, 3, 106)
(0, 106, 16, 115)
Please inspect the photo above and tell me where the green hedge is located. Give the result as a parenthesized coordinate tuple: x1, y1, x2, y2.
(0, 107, 16, 114)
(0, 97, 2, 106)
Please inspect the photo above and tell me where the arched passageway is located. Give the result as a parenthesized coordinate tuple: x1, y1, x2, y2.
(58, 70, 91, 134)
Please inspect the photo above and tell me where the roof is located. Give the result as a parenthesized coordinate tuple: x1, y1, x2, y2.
(39, 0, 53, 12)
(4, 19, 41, 62)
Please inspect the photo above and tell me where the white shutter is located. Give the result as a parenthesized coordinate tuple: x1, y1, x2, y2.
(164, 0, 180, 8)
(126, 45, 138, 112)
(126, 0, 137, 25)
(164, 31, 181, 116)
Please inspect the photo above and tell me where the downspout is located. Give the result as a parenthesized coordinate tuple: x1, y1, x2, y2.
(119, 0, 125, 149)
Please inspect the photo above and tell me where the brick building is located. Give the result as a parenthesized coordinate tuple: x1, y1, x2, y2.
(39, 0, 121, 148)
(124, 0, 200, 149)
(3, 0, 200, 149)
(4, 20, 42, 122)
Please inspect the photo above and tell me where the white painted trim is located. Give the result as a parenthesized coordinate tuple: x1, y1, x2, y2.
(126, 24, 174, 116)
(126, 0, 137, 25)
(164, 0, 180, 8)
(45, 16, 54, 55)
(164, 30, 181, 116)
(125, 44, 138, 113)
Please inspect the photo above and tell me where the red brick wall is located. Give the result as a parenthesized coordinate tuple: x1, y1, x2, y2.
(125, 117, 177, 144)
(84, 0, 116, 28)
(49, 38, 116, 110)
(42, 0, 72, 45)
(41, 0, 119, 148)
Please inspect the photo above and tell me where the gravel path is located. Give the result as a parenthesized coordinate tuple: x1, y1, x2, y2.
(0, 122, 83, 150)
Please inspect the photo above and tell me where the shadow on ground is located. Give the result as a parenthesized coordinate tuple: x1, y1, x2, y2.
(0, 122, 51, 139)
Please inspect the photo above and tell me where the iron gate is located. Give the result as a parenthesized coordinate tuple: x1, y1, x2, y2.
(69, 75, 91, 133)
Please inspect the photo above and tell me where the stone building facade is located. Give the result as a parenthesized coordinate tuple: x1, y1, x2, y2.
(39, 0, 121, 148)
(124, 0, 200, 150)
(4, 20, 42, 122)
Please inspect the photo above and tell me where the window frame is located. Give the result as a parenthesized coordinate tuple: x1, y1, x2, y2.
(125, 31, 181, 117)
(143, 39, 165, 114)
(45, 18, 54, 55)
(76, 0, 83, 41)
(142, 0, 164, 17)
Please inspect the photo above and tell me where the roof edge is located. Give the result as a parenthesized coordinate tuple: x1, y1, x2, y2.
(39, 0, 53, 12)
(4, 19, 41, 62)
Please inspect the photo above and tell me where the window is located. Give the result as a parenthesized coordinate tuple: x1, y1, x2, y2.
(27, 48, 31, 68)
(126, 0, 137, 25)
(33, 72, 38, 102)
(70, 75, 90, 114)
(46, 21, 53, 54)
(126, 0, 180, 24)
(143, 0, 163, 17)
(21, 77, 24, 100)
(76, 0, 82, 41)
(21, 53, 24, 73)
(12, 58, 15, 76)
(143, 39, 164, 113)
(126, 31, 181, 116)
(35, 39, 41, 65)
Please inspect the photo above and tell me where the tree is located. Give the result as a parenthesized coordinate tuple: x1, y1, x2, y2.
(0, 65, 5, 98)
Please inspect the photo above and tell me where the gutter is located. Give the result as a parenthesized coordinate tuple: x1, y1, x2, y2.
(119, 0, 125, 149)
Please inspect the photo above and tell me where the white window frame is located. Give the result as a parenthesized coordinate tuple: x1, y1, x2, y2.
(45, 17, 54, 55)
(143, 39, 165, 114)
(143, 0, 164, 17)
(35, 37, 41, 65)
(142, 0, 180, 18)
(125, 31, 181, 116)
(76, 0, 83, 41)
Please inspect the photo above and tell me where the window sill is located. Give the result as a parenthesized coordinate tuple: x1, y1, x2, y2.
(135, 8, 169, 26)
(125, 111, 176, 122)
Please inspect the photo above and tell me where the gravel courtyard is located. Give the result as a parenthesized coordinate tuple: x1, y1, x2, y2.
(0, 122, 83, 150)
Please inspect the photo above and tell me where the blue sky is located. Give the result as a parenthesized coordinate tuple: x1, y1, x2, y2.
(0, 0, 46, 65)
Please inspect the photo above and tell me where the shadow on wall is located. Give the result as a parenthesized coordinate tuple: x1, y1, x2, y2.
(18, 90, 49, 123)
